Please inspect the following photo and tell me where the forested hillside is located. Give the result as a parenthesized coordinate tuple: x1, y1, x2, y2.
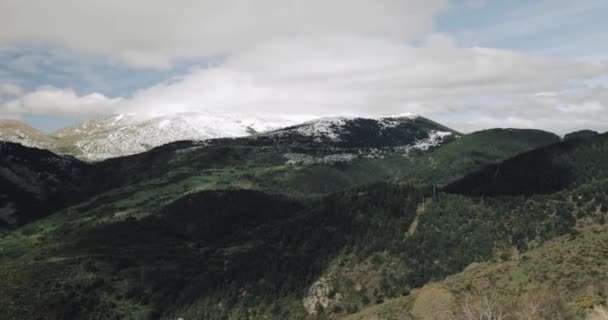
(0, 128, 606, 319)
(445, 133, 608, 196)
(0, 126, 558, 228)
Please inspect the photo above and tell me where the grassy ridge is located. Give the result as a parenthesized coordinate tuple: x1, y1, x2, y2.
(445, 133, 608, 196)
(402, 128, 559, 185)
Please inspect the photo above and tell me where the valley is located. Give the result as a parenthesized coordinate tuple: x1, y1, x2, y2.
(0, 115, 607, 320)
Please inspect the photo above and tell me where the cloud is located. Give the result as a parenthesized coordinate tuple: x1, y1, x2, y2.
(0, 0, 447, 68)
(440, 82, 608, 134)
(1, 87, 120, 118)
(1, 0, 607, 134)
(2, 36, 606, 133)
(0, 82, 23, 97)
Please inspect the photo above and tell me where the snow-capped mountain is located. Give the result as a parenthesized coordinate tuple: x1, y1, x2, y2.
(0, 112, 458, 161)
(253, 114, 458, 149)
(197, 114, 462, 165)
(51, 112, 314, 160)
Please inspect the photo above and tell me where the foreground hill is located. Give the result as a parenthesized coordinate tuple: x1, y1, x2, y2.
(2, 147, 607, 320)
(2, 121, 604, 319)
(346, 223, 608, 320)
(1, 175, 606, 319)
(0, 142, 92, 226)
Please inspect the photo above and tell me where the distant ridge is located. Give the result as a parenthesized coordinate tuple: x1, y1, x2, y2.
(0, 112, 452, 161)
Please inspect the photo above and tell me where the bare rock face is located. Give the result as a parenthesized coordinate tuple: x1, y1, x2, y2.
(303, 276, 343, 315)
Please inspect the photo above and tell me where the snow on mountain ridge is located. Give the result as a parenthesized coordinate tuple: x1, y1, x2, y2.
(262, 114, 422, 142)
(57, 112, 315, 160)
(0, 119, 55, 149)
(1, 112, 434, 161)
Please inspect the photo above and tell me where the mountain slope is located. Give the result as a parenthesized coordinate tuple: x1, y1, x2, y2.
(0, 119, 55, 149)
(2, 174, 607, 319)
(0, 118, 564, 228)
(346, 223, 608, 320)
(4, 116, 607, 319)
(0, 113, 459, 161)
(445, 132, 608, 196)
(401, 128, 560, 185)
(52, 113, 311, 160)
(0, 142, 91, 226)
(251, 115, 458, 150)
(0, 114, 457, 229)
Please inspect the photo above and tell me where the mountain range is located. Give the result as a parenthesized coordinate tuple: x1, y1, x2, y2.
(0, 113, 607, 320)
(0, 112, 313, 160)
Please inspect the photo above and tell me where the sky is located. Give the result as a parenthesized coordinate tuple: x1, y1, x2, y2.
(0, 0, 607, 134)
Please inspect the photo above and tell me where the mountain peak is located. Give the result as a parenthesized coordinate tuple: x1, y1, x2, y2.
(45, 112, 314, 160)
(0, 119, 55, 149)
(257, 114, 457, 151)
(0, 112, 446, 160)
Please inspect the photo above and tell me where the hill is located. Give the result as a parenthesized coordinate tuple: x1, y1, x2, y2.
(1, 172, 606, 319)
(0, 119, 55, 149)
(445, 132, 608, 196)
(400, 128, 560, 185)
(51, 113, 306, 160)
(346, 223, 608, 320)
(1, 113, 458, 161)
(0, 142, 92, 227)
(0, 123, 561, 228)
(1, 122, 606, 319)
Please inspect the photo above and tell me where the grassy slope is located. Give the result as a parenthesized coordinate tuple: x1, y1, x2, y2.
(346, 224, 608, 320)
(445, 132, 608, 196)
(402, 128, 559, 185)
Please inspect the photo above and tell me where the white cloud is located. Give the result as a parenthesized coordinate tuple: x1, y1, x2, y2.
(0, 0, 447, 68)
(443, 86, 608, 134)
(0, 82, 23, 97)
(2, 87, 120, 118)
(2, 37, 606, 133)
(1, 0, 607, 134)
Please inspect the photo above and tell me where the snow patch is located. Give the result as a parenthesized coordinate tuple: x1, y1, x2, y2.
(293, 117, 348, 141)
(413, 131, 453, 151)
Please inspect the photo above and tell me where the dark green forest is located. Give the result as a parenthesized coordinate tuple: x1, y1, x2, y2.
(1, 128, 607, 319)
